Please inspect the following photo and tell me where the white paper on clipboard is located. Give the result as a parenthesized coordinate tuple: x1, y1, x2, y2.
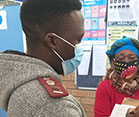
(110, 104, 135, 117)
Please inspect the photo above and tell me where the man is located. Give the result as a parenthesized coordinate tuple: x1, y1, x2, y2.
(0, 0, 85, 116)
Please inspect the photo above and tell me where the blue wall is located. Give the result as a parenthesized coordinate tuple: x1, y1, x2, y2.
(0, 108, 7, 117)
(0, 3, 24, 52)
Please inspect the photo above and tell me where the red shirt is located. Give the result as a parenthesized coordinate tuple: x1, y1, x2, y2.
(94, 80, 139, 117)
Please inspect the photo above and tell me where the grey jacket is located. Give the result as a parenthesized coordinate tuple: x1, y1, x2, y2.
(0, 52, 86, 117)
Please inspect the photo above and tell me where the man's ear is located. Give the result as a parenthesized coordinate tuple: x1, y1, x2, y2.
(44, 33, 57, 49)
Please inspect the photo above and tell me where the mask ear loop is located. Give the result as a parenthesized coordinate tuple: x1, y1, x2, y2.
(109, 70, 114, 79)
(51, 49, 64, 62)
(110, 58, 116, 78)
(113, 58, 116, 62)
(111, 58, 116, 69)
(52, 33, 75, 48)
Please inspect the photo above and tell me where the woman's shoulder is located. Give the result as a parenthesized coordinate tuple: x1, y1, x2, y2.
(97, 79, 115, 93)
(99, 79, 111, 87)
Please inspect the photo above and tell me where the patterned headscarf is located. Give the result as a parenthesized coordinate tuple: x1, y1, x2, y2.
(106, 37, 139, 64)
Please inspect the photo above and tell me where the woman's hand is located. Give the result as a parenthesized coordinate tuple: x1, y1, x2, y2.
(126, 105, 139, 117)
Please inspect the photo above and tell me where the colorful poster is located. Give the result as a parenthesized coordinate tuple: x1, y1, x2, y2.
(107, 21, 138, 46)
(82, 0, 107, 45)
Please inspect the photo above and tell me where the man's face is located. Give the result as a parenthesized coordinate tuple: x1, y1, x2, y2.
(55, 10, 84, 61)
(50, 10, 84, 74)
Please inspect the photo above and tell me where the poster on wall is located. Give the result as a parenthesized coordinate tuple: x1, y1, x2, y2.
(108, 0, 139, 24)
(108, 0, 133, 21)
(81, 0, 106, 45)
(107, 21, 138, 47)
(107, 0, 139, 45)
(76, 0, 107, 90)
(106, 0, 139, 68)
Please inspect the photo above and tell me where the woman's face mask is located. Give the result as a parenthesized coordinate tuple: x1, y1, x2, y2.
(114, 59, 138, 79)
(51, 33, 83, 76)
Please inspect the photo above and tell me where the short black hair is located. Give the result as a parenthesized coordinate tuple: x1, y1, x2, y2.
(20, 0, 82, 43)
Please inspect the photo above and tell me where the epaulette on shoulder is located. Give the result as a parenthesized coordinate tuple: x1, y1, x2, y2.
(38, 77, 69, 98)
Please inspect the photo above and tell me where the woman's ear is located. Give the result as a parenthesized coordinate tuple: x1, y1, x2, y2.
(44, 33, 57, 49)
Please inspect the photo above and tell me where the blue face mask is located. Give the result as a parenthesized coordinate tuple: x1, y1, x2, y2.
(51, 33, 83, 76)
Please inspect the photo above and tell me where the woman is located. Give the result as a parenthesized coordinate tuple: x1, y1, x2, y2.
(94, 37, 139, 117)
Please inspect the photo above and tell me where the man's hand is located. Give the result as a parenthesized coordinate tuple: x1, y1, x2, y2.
(126, 105, 139, 117)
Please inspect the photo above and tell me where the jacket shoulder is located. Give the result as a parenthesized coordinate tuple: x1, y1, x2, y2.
(38, 77, 69, 98)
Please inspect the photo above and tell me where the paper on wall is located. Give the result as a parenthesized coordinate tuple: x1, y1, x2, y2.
(78, 45, 92, 75)
(0, 10, 7, 30)
(92, 45, 107, 76)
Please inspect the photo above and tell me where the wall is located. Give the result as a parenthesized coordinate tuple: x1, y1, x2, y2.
(61, 72, 96, 117)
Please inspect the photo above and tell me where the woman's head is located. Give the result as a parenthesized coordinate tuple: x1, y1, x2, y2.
(106, 37, 139, 63)
(105, 37, 139, 96)
(106, 37, 139, 79)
